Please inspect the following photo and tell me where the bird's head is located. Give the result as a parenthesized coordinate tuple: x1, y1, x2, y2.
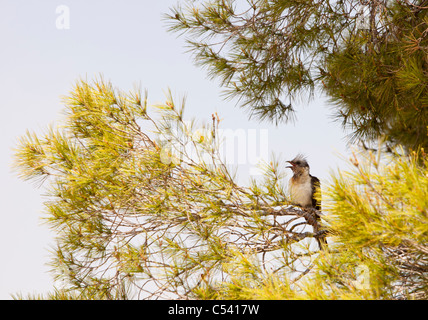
(286, 154, 309, 175)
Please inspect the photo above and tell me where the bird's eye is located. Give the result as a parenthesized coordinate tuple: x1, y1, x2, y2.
(296, 161, 301, 166)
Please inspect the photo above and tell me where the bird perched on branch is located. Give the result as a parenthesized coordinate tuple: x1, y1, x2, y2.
(286, 154, 327, 250)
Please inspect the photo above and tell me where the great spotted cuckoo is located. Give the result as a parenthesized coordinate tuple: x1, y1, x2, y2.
(286, 154, 327, 250)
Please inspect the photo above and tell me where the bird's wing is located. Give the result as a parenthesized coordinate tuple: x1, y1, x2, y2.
(310, 175, 321, 211)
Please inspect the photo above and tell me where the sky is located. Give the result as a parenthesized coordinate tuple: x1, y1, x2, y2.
(0, 0, 352, 299)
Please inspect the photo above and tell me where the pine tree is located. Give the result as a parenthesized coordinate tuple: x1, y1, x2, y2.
(166, 0, 428, 151)
(195, 148, 428, 300)
(12, 1, 428, 300)
(13, 79, 427, 300)
(13, 79, 326, 299)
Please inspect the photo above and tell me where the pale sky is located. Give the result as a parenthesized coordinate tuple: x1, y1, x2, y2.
(0, 0, 351, 299)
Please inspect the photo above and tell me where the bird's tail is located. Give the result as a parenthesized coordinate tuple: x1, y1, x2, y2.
(313, 220, 328, 251)
(316, 236, 328, 251)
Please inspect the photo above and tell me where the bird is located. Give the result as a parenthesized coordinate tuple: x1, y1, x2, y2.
(286, 154, 327, 250)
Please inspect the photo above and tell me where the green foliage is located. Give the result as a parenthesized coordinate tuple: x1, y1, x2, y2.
(323, 2, 428, 151)
(166, 0, 428, 150)
(13, 78, 325, 299)
(13, 78, 427, 300)
(166, 0, 345, 123)
(12, 0, 428, 299)
(202, 148, 428, 300)
(319, 148, 428, 299)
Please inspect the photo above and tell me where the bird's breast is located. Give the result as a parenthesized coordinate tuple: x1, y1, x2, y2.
(289, 177, 313, 207)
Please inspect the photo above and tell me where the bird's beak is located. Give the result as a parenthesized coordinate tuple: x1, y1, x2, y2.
(286, 161, 294, 169)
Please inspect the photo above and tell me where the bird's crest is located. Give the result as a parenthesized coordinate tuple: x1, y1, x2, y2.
(291, 153, 309, 167)
(292, 153, 306, 162)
